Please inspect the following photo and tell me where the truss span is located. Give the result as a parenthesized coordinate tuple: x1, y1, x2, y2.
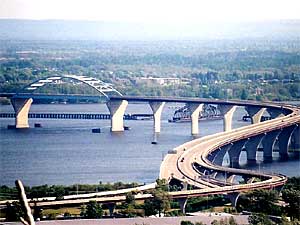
(20, 74, 122, 98)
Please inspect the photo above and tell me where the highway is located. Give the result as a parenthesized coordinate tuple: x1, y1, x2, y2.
(160, 104, 300, 193)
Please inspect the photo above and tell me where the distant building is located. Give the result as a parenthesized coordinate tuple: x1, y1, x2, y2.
(135, 77, 190, 86)
(255, 88, 264, 95)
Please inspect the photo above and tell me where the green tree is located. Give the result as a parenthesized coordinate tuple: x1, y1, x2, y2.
(81, 201, 103, 219)
(282, 189, 300, 220)
(143, 199, 157, 216)
(181, 221, 194, 225)
(237, 189, 281, 215)
(248, 213, 274, 225)
(5, 202, 24, 222)
(125, 191, 135, 205)
(241, 89, 248, 100)
(152, 189, 171, 217)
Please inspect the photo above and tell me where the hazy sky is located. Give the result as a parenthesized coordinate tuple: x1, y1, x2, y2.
(1, 0, 300, 24)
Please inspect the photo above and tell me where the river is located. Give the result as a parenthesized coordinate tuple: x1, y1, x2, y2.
(0, 103, 299, 187)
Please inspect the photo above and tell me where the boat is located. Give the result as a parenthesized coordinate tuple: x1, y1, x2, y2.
(168, 104, 223, 123)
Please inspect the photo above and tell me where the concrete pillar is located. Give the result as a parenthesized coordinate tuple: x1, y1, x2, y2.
(211, 171, 218, 179)
(246, 177, 256, 184)
(244, 134, 265, 164)
(181, 181, 188, 191)
(177, 197, 188, 214)
(267, 108, 284, 119)
(228, 139, 248, 168)
(278, 125, 297, 160)
(291, 125, 300, 151)
(11, 98, 33, 128)
(187, 103, 204, 135)
(149, 101, 165, 133)
(226, 192, 240, 207)
(245, 106, 266, 124)
(106, 203, 116, 217)
(226, 175, 236, 184)
(212, 144, 232, 166)
(262, 130, 281, 162)
(219, 105, 237, 132)
(106, 100, 128, 132)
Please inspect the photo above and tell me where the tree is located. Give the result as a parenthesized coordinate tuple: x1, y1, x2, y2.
(81, 201, 103, 219)
(181, 221, 194, 225)
(237, 189, 281, 215)
(143, 199, 157, 216)
(282, 189, 300, 220)
(248, 213, 274, 225)
(5, 201, 24, 222)
(152, 189, 171, 217)
(241, 89, 248, 100)
(125, 192, 135, 205)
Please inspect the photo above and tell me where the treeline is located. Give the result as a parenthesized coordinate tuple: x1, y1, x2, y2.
(0, 181, 140, 201)
(0, 40, 300, 102)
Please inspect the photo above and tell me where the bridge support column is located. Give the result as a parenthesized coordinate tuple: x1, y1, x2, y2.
(149, 101, 165, 133)
(181, 181, 188, 191)
(245, 106, 266, 124)
(262, 130, 281, 162)
(212, 144, 232, 166)
(106, 203, 116, 217)
(219, 105, 237, 132)
(278, 125, 297, 160)
(291, 125, 300, 152)
(226, 193, 240, 208)
(267, 108, 284, 119)
(244, 134, 265, 164)
(177, 197, 188, 214)
(187, 103, 204, 135)
(228, 139, 248, 168)
(11, 98, 33, 128)
(226, 175, 236, 184)
(106, 100, 128, 132)
(246, 177, 256, 184)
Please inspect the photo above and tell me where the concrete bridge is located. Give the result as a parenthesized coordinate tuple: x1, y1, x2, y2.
(1, 75, 300, 214)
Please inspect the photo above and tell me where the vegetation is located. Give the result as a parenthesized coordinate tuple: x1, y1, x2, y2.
(80, 201, 103, 219)
(2, 177, 300, 223)
(236, 189, 281, 216)
(0, 39, 299, 103)
(143, 179, 171, 217)
(0, 181, 140, 201)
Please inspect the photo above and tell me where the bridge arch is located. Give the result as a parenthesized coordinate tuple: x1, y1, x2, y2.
(19, 74, 122, 99)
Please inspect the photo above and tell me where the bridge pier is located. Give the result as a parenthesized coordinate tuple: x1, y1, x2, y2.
(149, 101, 165, 133)
(106, 100, 128, 132)
(181, 181, 188, 191)
(245, 106, 266, 124)
(228, 139, 248, 168)
(244, 134, 265, 164)
(291, 125, 300, 152)
(278, 125, 297, 160)
(106, 203, 116, 217)
(219, 105, 237, 132)
(267, 108, 284, 119)
(187, 103, 204, 135)
(11, 98, 33, 128)
(226, 174, 236, 184)
(177, 197, 188, 214)
(262, 130, 281, 162)
(212, 144, 233, 166)
(226, 192, 240, 208)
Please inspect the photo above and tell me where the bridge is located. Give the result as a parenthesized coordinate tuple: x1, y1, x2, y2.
(1, 75, 300, 215)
